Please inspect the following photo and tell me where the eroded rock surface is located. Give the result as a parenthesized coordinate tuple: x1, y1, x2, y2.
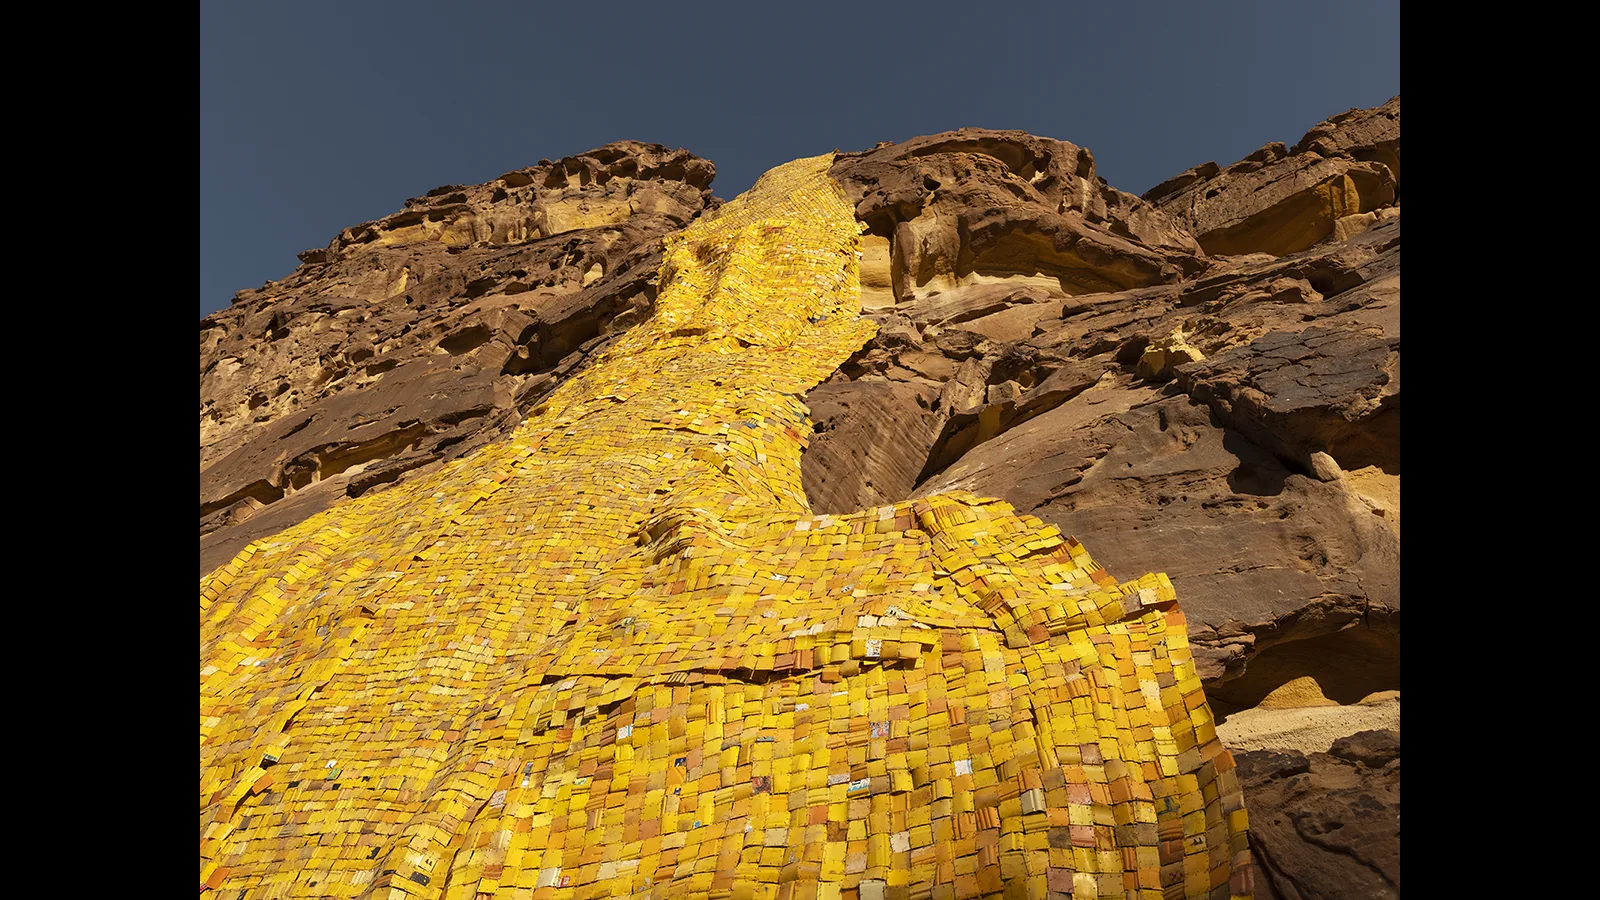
(829, 129, 1206, 306)
(1236, 731, 1401, 899)
(200, 142, 718, 573)
(804, 209, 1401, 703)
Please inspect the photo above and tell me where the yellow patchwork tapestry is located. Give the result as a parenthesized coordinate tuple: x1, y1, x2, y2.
(200, 153, 1252, 900)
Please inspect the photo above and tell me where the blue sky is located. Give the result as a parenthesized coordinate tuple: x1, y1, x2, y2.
(200, 1, 1399, 317)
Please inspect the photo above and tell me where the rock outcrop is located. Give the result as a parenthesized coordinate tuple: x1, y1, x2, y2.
(830, 129, 1206, 309)
(803, 114, 1401, 706)
(1143, 97, 1399, 256)
(200, 142, 718, 574)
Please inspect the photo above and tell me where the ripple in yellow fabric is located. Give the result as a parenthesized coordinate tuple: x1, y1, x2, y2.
(200, 154, 1252, 900)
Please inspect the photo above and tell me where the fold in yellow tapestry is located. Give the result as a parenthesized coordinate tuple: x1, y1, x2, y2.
(200, 154, 1253, 900)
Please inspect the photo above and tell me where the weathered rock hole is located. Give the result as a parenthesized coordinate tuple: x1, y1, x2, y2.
(1328, 408, 1400, 476)
(199, 480, 284, 518)
(317, 422, 431, 482)
(1209, 613, 1400, 715)
(1226, 460, 1288, 497)
(438, 325, 493, 357)
(464, 277, 499, 299)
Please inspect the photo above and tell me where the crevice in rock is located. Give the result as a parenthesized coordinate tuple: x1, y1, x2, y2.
(438, 324, 495, 356)
(200, 479, 285, 518)
(315, 422, 432, 483)
(1208, 610, 1399, 714)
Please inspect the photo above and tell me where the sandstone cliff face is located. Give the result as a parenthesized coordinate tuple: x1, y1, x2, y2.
(199, 142, 717, 573)
(200, 100, 1400, 897)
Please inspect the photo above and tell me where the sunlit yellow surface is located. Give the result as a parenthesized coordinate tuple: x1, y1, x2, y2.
(201, 154, 1251, 900)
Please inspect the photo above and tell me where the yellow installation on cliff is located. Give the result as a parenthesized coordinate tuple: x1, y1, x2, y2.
(200, 154, 1252, 900)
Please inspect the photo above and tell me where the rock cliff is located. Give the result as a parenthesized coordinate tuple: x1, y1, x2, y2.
(201, 98, 1400, 898)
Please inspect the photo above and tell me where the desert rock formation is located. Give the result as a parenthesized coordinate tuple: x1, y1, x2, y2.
(201, 98, 1400, 898)
(1142, 97, 1399, 256)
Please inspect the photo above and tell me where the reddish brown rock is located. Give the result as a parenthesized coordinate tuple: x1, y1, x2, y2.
(1176, 323, 1398, 476)
(1293, 96, 1401, 190)
(801, 378, 939, 514)
(1147, 146, 1393, 257)
(804, 128, 1212, 518)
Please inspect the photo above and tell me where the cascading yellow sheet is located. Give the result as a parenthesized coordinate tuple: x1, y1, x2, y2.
(201, 153, 1252, 900)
